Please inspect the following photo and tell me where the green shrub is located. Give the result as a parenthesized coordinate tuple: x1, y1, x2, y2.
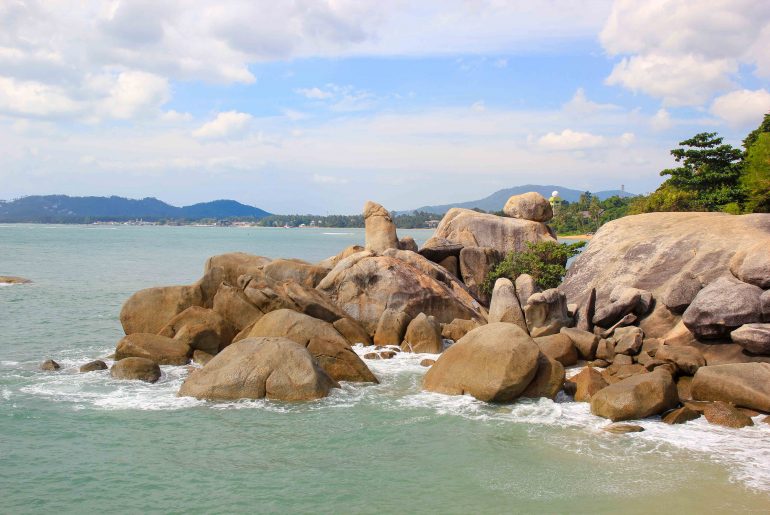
(481, 240, 586, 293)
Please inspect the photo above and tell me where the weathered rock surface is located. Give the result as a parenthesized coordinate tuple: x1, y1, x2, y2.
(593, 288, 643, 328)
(79, 360, 108, 373)
(660, 272, 702, 314)
(192, 350, 214, 366)
(682, 277, 763, 339)
(571, 367, 608, 402)
(488, 278, 527, 331)
(515, 274, 540, 309)
(703, 401, 754, 428)
(730, 324, 770, 355)
(613, 327, 644, 356)
(459, 246, 501, 305)
(364, 201, 399, 253)
(398, 236, 418, 253)
(423, 323, 540, 402)
(40, 359, 60, 371)
(333, 317, 373, 346)
(401, 313, 443, 354)
(110, 357, 161, 383)
(159, 306, 235, 355)
(120, 285, 203, 335)
(561, 327, 598, 360)
(261, 259, 329, 289)
(418, 237, 463, 263)
(521, 354, 565, 400)
(441, 318, 479, 341)
(730, 242, 770, 289)
(429, 208, 556, 256)
(573, 287, 596, 332)
(502, 192, 553, 222)
(590, 369, 678, 421)
(662, 406, 701, 425)
(534, 333, 577, 366)
(212, 284, 264, 332)
(204, 252, 271, 287)
(373, 309, 410, 346)
(603, 423, 645, 434)
(437, 255, 458, 277)
(115, 333, 191, 365)
(178, 337, 338, 401)
(691, 363, 770, 412)
(762, 290, 770, 322)
(317, 245, 365, 270)
(655, 344, 706, 375)
(244, 277, 347, 324)
(524, 289, 571, 337)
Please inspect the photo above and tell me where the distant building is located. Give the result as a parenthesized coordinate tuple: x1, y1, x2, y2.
(425, 220, 440, 228)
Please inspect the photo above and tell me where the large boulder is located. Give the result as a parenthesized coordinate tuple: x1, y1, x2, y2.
(691, 363, 770, 412)
(523, 289, 571, 337)
(114, 333, 191, 365)
(441, 318, 479, 341)
(261, 259, 329, 288)
(243, 276, 347, 323)
(571, 367, 608, 402)
(429, 208, 556, 256)
(655, 344, 706, 375)
(682, 277, 763, 339)
(703, 401, 754, 428)
(401, 313, 443, 354)
(0, 275, 31, 284)
(120, 284, 203, 335)
(373, 309, 410, 346)
(488, 278, 527, 332)
(730, 242, 770, 289)
(178, 337, 338, 401)
(534, 333, 577, 366)
(459, 246, 501, 305)
(333, 317, 373, 346)
(521, 354, 565, 400)
(590, 369, 679, 421)
(364, 201, 399, 253)
(110, 357, 161, 383)
(418, 237, 464, 263)
(560, 212, 770, 335)
(159, 306, 236, 355)
(204, 252, 271, 286)
(660, 272, 702, 314)
(423, 323, 540, 402)
(731, 324, 770, 355)
(317, 245, 365, 270)
(212, 284, 264, 331)
(503, 192, 553, 222)
(560, 327, 598, 360)
(515, 274, 540, 308)
(317, 252, 485, 334)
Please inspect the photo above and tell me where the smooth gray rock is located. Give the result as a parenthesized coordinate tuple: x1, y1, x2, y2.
(682, 277, 763, 339)
(660, 271, 702, 313)
(731, 324, 770, 355)
(730, 242, 770, 289)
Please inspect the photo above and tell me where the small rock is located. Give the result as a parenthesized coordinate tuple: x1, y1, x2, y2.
(79, 360, 107, 373)
(110, 357, 161, 383)
(682, 277, 763, 339)
(703, 401, 754, 428)
(662, 406, 701, 424)
(603, 423, 644, 434)
(595, 338, 615, 362)
(420, 359, 436, 367)
(40, 359, 60, 371)
(572, 367, 608, 402)
(0, 275, 32, 284)
(730, 324, 770, 355)
(534, 333, 577, 366)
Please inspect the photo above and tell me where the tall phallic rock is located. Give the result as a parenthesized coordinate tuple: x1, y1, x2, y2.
(364, 201, 399, 254)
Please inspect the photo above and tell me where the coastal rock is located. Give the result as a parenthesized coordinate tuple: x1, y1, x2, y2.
(691, 363, 770, 412)
(560, 327, 598, 360)
(572, 367, 608, 402)
(420, 358, 436, 367)
(418, 237, 464, 263)
(261, 259, 329, 289)
(590, 369, 679, 421)
(521, 354, 565, 400)
(398, 236, 418, 253)
(677, 376, 693, 402)
(613, 327, 643, 356)
(611, 286, 652, 316)
(441, 319, 479, 341)
(603, 423, 645, 434)
(502, 192, 553, 222)
(596, 338, 616, 362)
(524, 289, 571, 337)
(79, 360, 108, 373)
(660, 272, 702, 314)
(401, 313, 443, 354)
(40, 359, 60, 371)
(459, 246, 501, 305)
(178, 337, 338, 401)
(373, 309, 410, 346)
(593, 288, 642, 328)
(488, 278, 527, 332)
(204, 252, 271, 287)
(363, 201, 399, 253)
(430, 208, 556, 256)
(655, 344, 706, 375)
(110, 357, 161, 383)
(438, 256, 458, 277)
(212, 284, 264, 332)
(573, 288, 596, 332)
(703, 401, 754, 428)
(159, 306, 236, 356)
(317, 253, 484, 334)
(333, 317, 373, 346)
(0, 275, 31, 284)
(244, 278, 347, 324)
(730, 242, 770, 289)
(730, 324, 770, 355)
(115, 333, 191, 365)
(423, 323, 540, 402)
(762, 290, 770, 322)
(682, 277, 763, 339)
(120, 284, 203, 335)
(662, 406, 701, 425)
(515, 274, 540, 308)
(192, 350, 214, 366)
(534, 333, 577, 366)
(317, 245, 365, 270)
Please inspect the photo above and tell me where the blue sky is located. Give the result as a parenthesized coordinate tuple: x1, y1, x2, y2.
(2, 1, 770, 213)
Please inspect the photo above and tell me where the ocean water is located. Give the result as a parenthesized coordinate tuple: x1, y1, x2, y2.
(2, 224, 770, 514)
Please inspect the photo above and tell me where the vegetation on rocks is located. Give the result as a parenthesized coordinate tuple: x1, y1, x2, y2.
(482, 240, 585, 293)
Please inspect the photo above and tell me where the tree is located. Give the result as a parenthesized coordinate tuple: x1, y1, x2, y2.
(742, 132, 770, 212)
(481, 241, 586, 292)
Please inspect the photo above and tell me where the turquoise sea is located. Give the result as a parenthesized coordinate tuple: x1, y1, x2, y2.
(2, 224, 770, 514)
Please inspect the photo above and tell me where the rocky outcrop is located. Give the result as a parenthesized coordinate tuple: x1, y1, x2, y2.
(373, 309, 410, 346)
(590, 369, 678, 421)
(178, 337, 339, 401)
(459, 246, 501, 305)
(503, 192, 553, 222)
(523, 289, 571, 337)
(364, 201, 399, 253)
(110, 357, 161, 383)
(534, 333, 577, 366)
(691, 363, 770, 412)
(429, 208, 557, 256)
(731, 324, 770, 355)
(488, 278, 527, 332)
(521, 354, 565, 400)
(682, 277, 763, 339)
(730, 242, 770, 289)
(423, 323, 540, 402)
(120, 284, 203, 335)
(114, 333, 191, 365)
(401, 313, 443, 354)
(204, 252, 271, 287)
(159, 306, 236, 356)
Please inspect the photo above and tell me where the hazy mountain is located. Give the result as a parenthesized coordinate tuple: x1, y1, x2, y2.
(0, 195, 271, 223)
(399, 184, 636, 215)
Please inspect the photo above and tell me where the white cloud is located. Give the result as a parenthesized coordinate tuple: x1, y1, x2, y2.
(563, 88, 619, 115)
(192, 111, 253, 140)
(100, 71, 169, 119)
(710, 89, 770, 128)
(650, 108, 672, 131)
(537, 129, 606, 151)
(600, 0, 770, 106)
(471, 101, 486, 112)
(295, 87, 334, 100)
(0, 76, 81, 117)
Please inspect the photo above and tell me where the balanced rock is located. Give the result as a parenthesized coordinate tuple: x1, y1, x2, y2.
(120, 284, 203, 335)
(502, 192, 553, 222)
(524, 289, 571, 337)
(488, 278, 527, 332)
(521, 354, 565, 400)
(159, 306, 236, 356)
(682, 277, 763, 339)
(79, 360, 108, 373)
(730, 242, 770, 289)
(40, 359, 60, 371)
(590, 369, 678, 421)
(363, 201, 399, 253)
(115, 333, 191, 365)
(730, 324, 770, 355)
(110, 357, 161, 383)
(178, 337, 338, 401)
(703, 401, 754, 428)
(401, 313, 443, 354)
(691, 363, 770, 412)
(423, 323, 540, 402)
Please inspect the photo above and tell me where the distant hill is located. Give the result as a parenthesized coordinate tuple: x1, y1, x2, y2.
(399, 184, 636, 215)
(0, 195, 271, 223)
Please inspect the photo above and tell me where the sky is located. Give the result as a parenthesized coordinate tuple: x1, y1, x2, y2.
(2, 1, 770, 214)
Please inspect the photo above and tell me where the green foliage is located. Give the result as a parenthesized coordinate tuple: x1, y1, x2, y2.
(549, 194, 634, 235)
(628, 183, 703, 214)
(742, 131, 770, 212)
(255, 210, 442, 229)
(482, 240, 586, 293)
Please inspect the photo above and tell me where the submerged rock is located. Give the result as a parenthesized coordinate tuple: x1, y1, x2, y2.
(40, 359, 60, 371)
(79, 360, 108, 373)
(0, 275, 31, 284)
(115, 333, 191, 365)
(110, 357, 161, 383)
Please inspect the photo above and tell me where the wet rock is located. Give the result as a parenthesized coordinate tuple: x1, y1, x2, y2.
(401, 313, 443, 354)
(703, 401, 754, 428)
(662, 406, 701, 424)
(423, 323, 540, 402)
(364, 201, 399, 253)
(420, 358, 436, 367)
(524, 289, 571, 337)
(603, 423, 644, 434)
(655, 345, 705, 375)
(373, 309, 410, 346)
(691, 363, 770, 412)
(192, 350, 214, 366)
(730, 324, 770, 355)
(488, 278, 527, 332)
(178, 337, 338, 401)
(521, 354, 565, 400)
(0, 275, 31, 284)
(534, 333, 577, 366)
(682, 277, 763, 339)
(110, 357, 161, 383)
(79, 360, 107, 373)
(572, 367, 608, 402)
(159, 306, 236, 356)
(40, 359, 60, 371)
(590, 369, 678, 421)
(115, 333, 191, 366)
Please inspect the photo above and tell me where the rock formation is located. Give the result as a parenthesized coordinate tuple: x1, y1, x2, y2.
(363, 201, 399, 253)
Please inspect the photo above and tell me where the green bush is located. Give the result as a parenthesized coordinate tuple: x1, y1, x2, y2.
(481, 240, 586, 293)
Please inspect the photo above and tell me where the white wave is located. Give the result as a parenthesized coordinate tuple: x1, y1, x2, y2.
(322, 232, 353, 235)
